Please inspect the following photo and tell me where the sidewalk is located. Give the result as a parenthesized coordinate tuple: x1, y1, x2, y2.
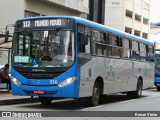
(0, 90, 39, 105)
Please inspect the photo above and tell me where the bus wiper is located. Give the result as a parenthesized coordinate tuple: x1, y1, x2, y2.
(54, 28, 62, 35)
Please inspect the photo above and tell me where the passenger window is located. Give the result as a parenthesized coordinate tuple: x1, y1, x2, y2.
(100, 32, 106, 43)
(78, 25, 91, 66)
(109, 34, 117, 46)
(147, 45, 154, 61)
(78, 25, 91, 54)
(93, 43, 107, 56)
(131, 41, 140, 60)
(92, 30, 100, 42)
(107, 46, 120, 58)
(123, 38, 129, 49)
(108, 34, 119, 46)
(140, 43, 147, 61)
(132, 41, 139, 51)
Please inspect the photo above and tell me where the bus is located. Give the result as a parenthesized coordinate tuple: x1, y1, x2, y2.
(154, 42, 160, 91)
(10, 16, 154, 106)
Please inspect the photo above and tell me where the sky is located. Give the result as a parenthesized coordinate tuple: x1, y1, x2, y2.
(150, 0, 160, 23)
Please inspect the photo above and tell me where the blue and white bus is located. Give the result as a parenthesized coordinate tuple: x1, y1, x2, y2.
(11, 16, 154, 106)
(154, 42, 160, 91)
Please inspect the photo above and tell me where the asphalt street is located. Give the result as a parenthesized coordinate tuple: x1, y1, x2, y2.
(0, 88, 160, 120)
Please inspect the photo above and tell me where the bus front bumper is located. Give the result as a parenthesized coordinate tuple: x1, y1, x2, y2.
(11, 82, 78, 98)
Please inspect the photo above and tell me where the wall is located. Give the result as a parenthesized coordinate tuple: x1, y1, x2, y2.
(0, 0, 24, 32)
(104, 0, 124, 31)
(24, 0, 81, 17)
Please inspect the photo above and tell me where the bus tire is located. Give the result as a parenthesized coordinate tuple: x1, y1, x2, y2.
(89, 81, 100, 106)
(39, 97, 52, 105)
(157, 86, 160, 91)
(127, 79, 142, 98)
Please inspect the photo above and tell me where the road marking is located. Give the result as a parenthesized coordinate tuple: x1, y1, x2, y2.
(145, 95, 160, 99)
(119, 99, 137, 104)
(81, 105, 104, 110)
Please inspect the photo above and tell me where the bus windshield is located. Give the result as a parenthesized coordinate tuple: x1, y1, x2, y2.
(12, 30, 74, 67)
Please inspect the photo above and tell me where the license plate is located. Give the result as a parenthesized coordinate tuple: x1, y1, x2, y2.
(34, 90, 44, 94)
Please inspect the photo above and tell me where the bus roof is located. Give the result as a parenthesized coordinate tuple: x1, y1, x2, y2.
(16, 16, 154, 46)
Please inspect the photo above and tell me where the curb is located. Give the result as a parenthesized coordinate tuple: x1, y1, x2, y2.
(145, 86, 156, 90)
(0, 98, 39, 105)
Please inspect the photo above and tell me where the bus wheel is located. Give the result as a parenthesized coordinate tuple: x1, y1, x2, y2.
(157, 86, 160, 91)
(90, 81, 100, 106)
(127, 79, 142, 98)
(39, 97, 52, 105)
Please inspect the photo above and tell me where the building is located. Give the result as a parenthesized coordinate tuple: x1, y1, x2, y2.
(0, 0, 89, 33)
(90, 0, 150, 39)
(150, 23, 160, 42)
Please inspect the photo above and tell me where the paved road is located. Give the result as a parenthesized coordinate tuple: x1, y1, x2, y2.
(0, 88, 160, 120)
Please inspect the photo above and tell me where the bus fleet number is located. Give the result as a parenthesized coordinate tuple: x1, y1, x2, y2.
(50, 80, 58, 85)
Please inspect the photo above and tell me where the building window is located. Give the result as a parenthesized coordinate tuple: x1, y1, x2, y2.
(125, 27, 132, 34)
(142, 33, 148, 39)
(24, 10, 40, 18)
(144, 2, 149, 11)
(126, 9, 133, 18)
(135, 14, 141, 22)
(134, 30, 140, 37)
(89, 0, 105, 24)
(143, 18, 149, 25)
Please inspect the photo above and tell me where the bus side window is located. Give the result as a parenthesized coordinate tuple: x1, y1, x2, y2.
(122, 38, 130, 59)
(78, 26, 91, 54)
(78, 25, 91, 66)
(147, 45, 154, 61)
(131, 41, 139, 60)
(140, 43, 147, 61)
(78, 32, 85, 53)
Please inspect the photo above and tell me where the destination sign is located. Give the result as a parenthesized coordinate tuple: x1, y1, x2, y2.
(16, 18, 72, 29)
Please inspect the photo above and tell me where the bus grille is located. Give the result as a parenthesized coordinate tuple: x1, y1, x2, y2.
(19, 72, 62, 79)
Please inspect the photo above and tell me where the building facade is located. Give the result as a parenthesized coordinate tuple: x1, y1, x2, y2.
(101, 0, 150, 39)
(0, 0, 89, 33)
(88, 0, 151, 73)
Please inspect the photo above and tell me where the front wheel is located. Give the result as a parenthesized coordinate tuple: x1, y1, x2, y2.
(39, 97, 52, 105)
(127, 79, 143, 98)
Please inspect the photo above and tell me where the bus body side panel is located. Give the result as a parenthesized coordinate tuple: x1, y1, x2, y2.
(142, 62, 154, 89)
(79, 57, 128, 97)
(127, 61, 154, 91)
(79, 57, 154, 97)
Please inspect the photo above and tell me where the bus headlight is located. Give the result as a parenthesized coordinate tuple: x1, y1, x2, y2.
(12, 77, 21, 86)
(58, 76, 76, 87)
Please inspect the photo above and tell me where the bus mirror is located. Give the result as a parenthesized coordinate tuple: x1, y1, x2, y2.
(5, 30, 9, 43)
